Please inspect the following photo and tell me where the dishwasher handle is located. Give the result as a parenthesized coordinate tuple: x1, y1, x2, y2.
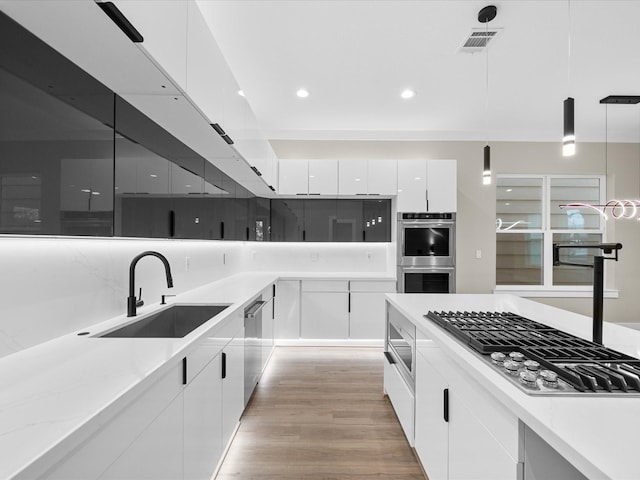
(244, 300, 267, 318)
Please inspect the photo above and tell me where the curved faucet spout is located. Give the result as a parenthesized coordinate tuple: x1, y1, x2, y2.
(127, 251, 174, 317)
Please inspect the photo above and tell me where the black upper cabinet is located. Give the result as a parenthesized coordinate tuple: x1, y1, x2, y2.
(271, 199, 304, 242)
(0, 12, 114, 236)
(363, 199, 391, 242)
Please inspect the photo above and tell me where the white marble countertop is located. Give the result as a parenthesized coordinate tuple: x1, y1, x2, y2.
(386, 293, 640, 480)
(0, 270, 393, 479)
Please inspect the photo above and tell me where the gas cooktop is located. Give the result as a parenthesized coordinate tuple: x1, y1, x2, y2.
(425, 311, 640, 396)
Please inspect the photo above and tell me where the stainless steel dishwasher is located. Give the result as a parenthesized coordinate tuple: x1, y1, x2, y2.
(244, 297, 267, 406)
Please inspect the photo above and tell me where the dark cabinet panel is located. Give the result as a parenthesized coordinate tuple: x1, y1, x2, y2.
(363, 199, 391, 242)
(0, 12, 114, 236)
(335, 200, 363, 242)
(270, 199, 304, 242)
(304, 199, 337, 242)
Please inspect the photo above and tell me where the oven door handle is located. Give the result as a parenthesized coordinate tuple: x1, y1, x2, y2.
(384, 351, 396, 364)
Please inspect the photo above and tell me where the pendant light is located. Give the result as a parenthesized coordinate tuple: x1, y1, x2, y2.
(562, 1, 576, 156)
(478, 5, 496, 185)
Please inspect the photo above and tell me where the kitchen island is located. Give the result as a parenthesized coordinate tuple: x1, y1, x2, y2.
(385, 293, 640, 480)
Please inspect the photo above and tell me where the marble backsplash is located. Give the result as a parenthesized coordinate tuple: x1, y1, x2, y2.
(0, 237, 393, 357)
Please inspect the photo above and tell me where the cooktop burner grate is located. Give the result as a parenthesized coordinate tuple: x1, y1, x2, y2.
(424, 310, 640, 396)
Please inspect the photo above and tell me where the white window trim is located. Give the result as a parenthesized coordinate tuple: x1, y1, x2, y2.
(496, 174, 611, 298)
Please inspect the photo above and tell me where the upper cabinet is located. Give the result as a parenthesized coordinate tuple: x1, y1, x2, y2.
(112, 1, 188, 90)
(397, 160, 457, 212)
(279, 160, 309, 195)
(367, 159, 398, 196)
(338, 159, 368, 195)
(308, 160, 338, 195)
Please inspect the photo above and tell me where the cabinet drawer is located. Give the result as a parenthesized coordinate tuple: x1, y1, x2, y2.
(301, 280, 349, 292)
(350, 280, 396, 293)
(384, 358, 414, 446)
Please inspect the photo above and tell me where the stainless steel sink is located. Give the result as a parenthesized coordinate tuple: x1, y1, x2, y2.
(99, 304, 230, 338)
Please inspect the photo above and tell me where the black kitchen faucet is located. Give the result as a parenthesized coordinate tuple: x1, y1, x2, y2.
(127, 251, 174, 317)
(552, 242, 622, 345)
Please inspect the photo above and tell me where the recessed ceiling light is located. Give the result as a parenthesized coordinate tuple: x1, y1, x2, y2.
(238, 90, 245, 97)
(150, 174, 158, 178)
(401, 89, 415, 99)
(506, 188, 512, 192)
(296, 89, 310, 98)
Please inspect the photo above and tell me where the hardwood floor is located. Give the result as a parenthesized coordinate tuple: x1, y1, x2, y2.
(216, 347, 426, 480)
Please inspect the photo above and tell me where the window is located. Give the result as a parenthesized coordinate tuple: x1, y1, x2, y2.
(496, 175, 605, 290)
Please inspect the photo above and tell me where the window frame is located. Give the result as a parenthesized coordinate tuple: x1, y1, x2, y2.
(494, 174, 617, 298)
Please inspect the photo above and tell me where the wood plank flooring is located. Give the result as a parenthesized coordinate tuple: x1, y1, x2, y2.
(216, 347, 426, 480)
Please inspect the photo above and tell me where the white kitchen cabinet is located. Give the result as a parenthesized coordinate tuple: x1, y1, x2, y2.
(261, 284, 276, 369)
(397, 160, 428, 211)
(274, 280, 301, 339)
(183, 354, 223, 480)
(367, 159, 398, 195)
(383, 353, 414, 446)
(427, 159, 457, 212)
(338, 159, 368, 195)
(42, 364, 184, 479)
(278, 160, 309, 195)
(100, 393, 184, 480)
(448, 390, 517, 480)
(308, 159, 338, 195)
(412, 331, 519, 480)
(415, 350, 449, 480)
(397, 160, 457, 212)
(112, 1, 188, 90)
(349, 280, 396, 340)
(301, 280, 349, 339)
(221, 332, 245, 448)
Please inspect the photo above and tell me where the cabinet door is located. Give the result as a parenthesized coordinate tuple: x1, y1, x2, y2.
(363, 199, 391, 242)
(100, 392, 184, 480)
(448, 390, 517, 480)
(274, 280, 301, 339)
(222, 335, 245, 448)
(308, 159, 338, 195)
(279, 159, 308, 195)
(415, 352, 449, 480)
(426, 160, 457, 212)
(43, 364, 183, 480)
(113, 0, 188, 89)
(349, 292, 388, 340)
(184, 355, 223, 480)
(301, 291, 349, 339)
(338, 159, 368, 195)
(262, 296, 275, 371)
(367, 159, 397, 195)
(397, 160, 427, 211)
(270, 199, 304, 241)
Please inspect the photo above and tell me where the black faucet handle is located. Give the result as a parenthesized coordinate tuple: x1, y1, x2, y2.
(161, 294, 176, 305)
(136, 287, 144, 308)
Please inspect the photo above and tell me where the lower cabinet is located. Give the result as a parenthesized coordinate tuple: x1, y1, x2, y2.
(183, 354, 223, 480)
(301, 281, 349, 339)
(274, 280, 301, 339)
(42, 311, 246, 480)
(414, 343, 520, 480)
(349, 280, 396, 340)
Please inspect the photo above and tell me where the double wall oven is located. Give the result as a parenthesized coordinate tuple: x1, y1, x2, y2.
(397, 212, 456, 293)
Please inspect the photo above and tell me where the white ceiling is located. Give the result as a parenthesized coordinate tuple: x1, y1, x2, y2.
(197, 0, 640, 144)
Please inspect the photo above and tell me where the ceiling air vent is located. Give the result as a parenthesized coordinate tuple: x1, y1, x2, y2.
(460, 28, 501, 53)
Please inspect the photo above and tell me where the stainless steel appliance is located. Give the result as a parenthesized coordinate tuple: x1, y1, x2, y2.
(244, 297, 267, 405)
(385, 305, 416, 391)
(425, 310, 640, 396)
(397, 212, 456, 293)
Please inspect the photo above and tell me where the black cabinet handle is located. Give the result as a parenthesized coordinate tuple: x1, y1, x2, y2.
(443, 388, 449, 422)
(348, 292, 351, 313)
(302, 230, 306, 241)
(220, 221, 225, 239)
(384, 351, 395, 364)
(272, 284, 276, 298)
(169, 210, 175, 238)
(182, 357, 187, 385)
(221, 352, 227, 379)
(246, 226, 250, 241)
(362, 230, 366, 242)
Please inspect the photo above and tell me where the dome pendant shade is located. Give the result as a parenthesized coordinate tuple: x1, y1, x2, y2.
(563, 97, 576, 157)
(478, 5, 497, 23)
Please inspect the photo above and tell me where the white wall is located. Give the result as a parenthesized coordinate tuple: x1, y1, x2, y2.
(0, 237, 392, 358)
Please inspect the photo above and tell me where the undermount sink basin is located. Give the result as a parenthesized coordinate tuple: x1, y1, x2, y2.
(99, 304, 230, 338)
